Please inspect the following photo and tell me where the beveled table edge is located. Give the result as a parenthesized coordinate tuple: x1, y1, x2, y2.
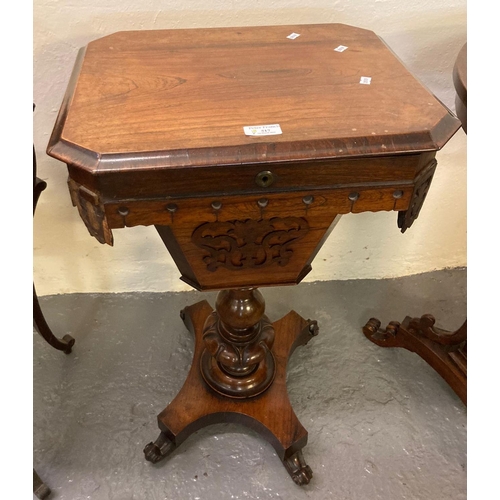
(46, 28, 462, 174)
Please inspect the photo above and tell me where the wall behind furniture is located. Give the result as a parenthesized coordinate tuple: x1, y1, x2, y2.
(33, 0, 467, 295)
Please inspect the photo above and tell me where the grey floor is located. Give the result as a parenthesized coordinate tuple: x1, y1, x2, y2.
(33, 269, 466, 500)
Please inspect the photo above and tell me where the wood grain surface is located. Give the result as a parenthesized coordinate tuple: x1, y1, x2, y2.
(47, 24, 460, 171)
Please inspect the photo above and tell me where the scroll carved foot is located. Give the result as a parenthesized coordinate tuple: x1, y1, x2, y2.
(362, 315, 467, 405)
(284, 450, 313, 486)
(144, 432, 175, 464)
(362, 318, 402, 347)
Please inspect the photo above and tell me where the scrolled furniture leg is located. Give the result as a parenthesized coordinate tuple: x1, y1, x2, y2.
(362, 315, 467, 405)
(33, 162, 75, 354)
(362, 317, 402, 347)
(283, 450, 313, 486)
(33, 284, 75, 354)
(408, 314, 467, 346)
(143, 431, 175, 463)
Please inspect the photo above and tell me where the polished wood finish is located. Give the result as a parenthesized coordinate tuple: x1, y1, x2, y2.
(68, 157, 431, 290)
(363, 316, 466, 404)
(46, 24, 460, 290)
(48, 25, 458, 169)
(144, 300, 318, 485)
(201, 288, 276, 398)
(47, 24, 460, 484)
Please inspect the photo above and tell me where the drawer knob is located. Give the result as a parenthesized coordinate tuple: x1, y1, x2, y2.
(255, 170, 275, 188)
(302, 195, 314, 205)
(348, 192, 359, 201)
(211, 201, 222, 210)
(393, 190, 404, 199)
(166, 203, 178, 213)
(257, 198, 269, 208)
(117, 207, 129, 216)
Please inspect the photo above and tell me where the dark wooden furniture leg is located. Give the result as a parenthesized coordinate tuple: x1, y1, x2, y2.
(144, 289, 318, 485)
(33, 282, 75, 354)
(33, 151, 75, 354)
(33, 469, 51, 499)
(363, 315, 467, 404)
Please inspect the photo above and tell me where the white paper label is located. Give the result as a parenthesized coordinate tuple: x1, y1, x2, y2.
(334, 45, 348, 52)
(287, 32, 300, 40)
(360, 76, 372, 85)
(243, 124, 283, 136)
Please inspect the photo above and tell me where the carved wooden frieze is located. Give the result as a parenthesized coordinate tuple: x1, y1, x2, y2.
(191, 217, 309, 272)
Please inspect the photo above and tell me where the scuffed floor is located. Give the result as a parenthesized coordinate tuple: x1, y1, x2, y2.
(33, 269, 466, 500)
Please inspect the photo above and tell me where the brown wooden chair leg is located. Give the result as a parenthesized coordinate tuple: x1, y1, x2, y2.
(363, 315, 467, 405)
(33, 469, 51, 499)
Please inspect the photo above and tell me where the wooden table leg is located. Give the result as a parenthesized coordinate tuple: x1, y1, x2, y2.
(144, 290, 319, 485)
(363, 315, 467, 405)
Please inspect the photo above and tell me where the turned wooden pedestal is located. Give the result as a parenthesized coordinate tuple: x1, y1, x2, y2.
(47, 24, 460, 485)
(144, 294, 318, 484)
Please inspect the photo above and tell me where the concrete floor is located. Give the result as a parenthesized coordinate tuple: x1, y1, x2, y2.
(33, 269, 466, 500)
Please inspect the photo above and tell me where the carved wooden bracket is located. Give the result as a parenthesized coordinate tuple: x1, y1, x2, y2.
(398, 159, 437, 233)
(68, 178, 113, 245)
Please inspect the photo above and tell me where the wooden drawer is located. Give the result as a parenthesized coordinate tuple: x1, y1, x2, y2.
(67, 152, 435, 202)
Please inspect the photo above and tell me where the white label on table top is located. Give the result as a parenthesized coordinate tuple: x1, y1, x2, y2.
(287, 32, 300, 39)
(243, 124, 283, 136)
(334, 45, 348, 52)
(360, 76, 372, 85)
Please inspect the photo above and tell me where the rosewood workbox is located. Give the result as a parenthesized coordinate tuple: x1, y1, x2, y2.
(47, 24, 459, 292)
(46, 24, 460, 485)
